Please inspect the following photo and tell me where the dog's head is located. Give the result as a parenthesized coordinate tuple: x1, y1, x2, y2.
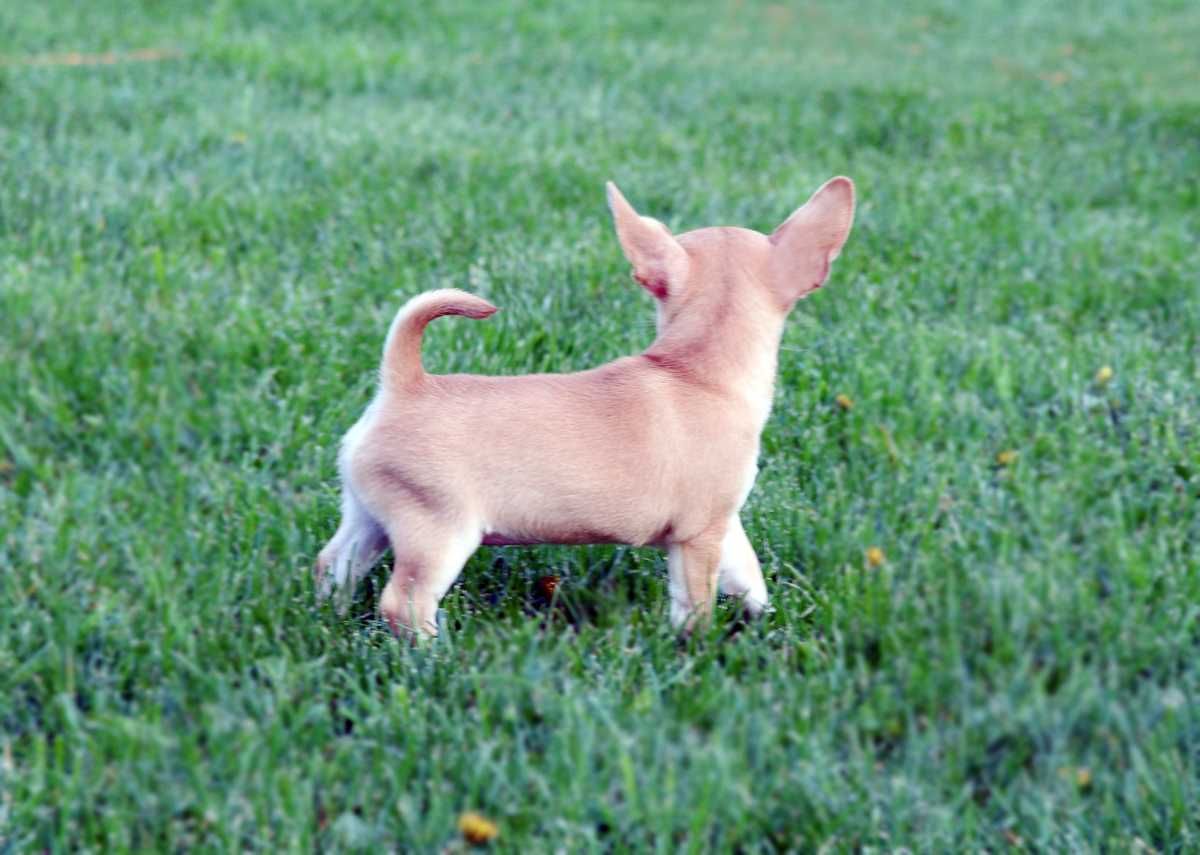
(606, 177, 855, 332)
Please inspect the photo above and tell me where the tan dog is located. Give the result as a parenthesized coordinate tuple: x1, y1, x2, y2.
(316, 177, 856, 636)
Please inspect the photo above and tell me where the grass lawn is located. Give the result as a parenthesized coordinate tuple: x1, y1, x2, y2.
(2, 0, 1198, 850)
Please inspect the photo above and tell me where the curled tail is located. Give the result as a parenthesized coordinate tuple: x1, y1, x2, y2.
(380, 288, 498, 390)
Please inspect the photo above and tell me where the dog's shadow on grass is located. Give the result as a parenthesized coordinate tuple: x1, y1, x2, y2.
(335, 546, 632, 634)
(334, 545, 785, 650)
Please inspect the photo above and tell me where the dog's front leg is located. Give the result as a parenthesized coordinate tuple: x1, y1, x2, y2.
(667, 530, 725, 634)
(717, 515, 768, 617)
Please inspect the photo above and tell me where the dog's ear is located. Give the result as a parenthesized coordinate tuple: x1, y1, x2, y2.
(768, 176, 855, 303)
(606, 182, 689, 300)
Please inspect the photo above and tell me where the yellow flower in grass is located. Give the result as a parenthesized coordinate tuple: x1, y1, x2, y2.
(1058, 766, 1093, 791)
(1094, 365, 1114, 385)
(458, 812, 499, 845)
(996, 449, 1019, 467)
(866, 546, 886, 568)
(835, 393, 854, 411)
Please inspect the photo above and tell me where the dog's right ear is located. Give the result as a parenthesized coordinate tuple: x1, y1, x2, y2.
(768, 176, 855, 304)
(606, 182, 689, 300)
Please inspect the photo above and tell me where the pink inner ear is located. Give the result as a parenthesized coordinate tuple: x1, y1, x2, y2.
(634, 272, 669, 300)
(811, 254, 831, 292)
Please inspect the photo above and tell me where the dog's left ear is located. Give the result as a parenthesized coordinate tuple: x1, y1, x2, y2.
(769, 176, 855, 303)
(606, 182, 689, 300)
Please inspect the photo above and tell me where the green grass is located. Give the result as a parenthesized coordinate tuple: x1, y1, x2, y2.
(2, 0, 1198, 850)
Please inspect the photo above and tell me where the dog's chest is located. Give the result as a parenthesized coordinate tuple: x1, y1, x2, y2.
(735, 446, 760, 511)
(732, 384, 772, 509)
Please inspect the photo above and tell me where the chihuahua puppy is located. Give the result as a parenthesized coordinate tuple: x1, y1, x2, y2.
(316, 177, 855, 637)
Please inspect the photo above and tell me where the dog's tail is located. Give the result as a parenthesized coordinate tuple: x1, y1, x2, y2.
(380, 288, 498, 390)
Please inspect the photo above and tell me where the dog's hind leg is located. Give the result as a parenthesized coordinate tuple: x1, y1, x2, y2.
(378, 514, 481, 638)
(314, 490, 389, 600)
(717, 515, 768, 617)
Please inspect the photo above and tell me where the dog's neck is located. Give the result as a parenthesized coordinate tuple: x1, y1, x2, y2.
(643, 288, 784, 430)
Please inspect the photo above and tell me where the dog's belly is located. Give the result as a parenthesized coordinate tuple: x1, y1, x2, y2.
(480, 517, 671, 549)
(480, 533, 536, 547)
(480, 529, 664, 548)
(481, 532, 612, 547)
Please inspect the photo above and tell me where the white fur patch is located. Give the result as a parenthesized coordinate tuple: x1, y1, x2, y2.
(316, 488, 387, 600)
(315, 397, 388, 602)
(337, 396, 380, 484)
(717, 516, 767, 615)
(735, 452, 759, 511)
